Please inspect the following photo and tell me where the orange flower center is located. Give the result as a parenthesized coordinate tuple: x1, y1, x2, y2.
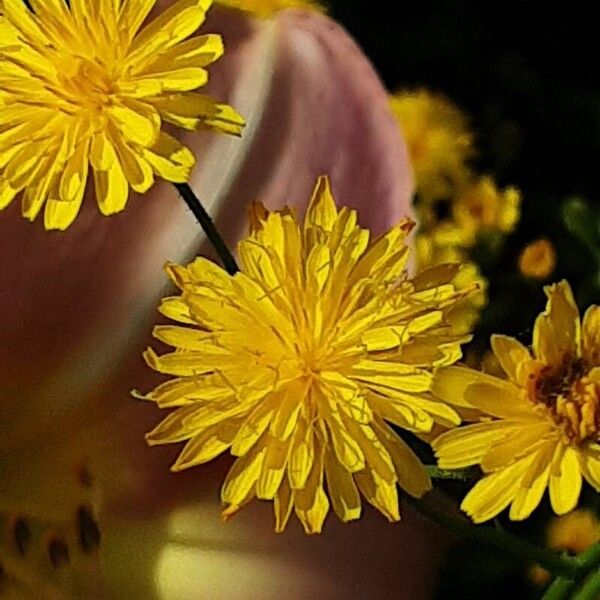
(529, 357, 600, 444)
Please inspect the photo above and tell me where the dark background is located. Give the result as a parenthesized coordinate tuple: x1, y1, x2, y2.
(327, 2, 600, 598)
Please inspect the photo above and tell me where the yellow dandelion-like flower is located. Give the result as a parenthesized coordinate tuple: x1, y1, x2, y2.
(215, 0, 325, 18)
(141, 176, 472, 533)
(519, 238, 557, 280)
(0, 0, 244, 230)
(433, 280, 600, 523)
(390, 89, 475, 203)
(451, 176, 521, 247)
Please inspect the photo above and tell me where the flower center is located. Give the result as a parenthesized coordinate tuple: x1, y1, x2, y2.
(57, 56, 116, 113)
(529, 357, 600, 444)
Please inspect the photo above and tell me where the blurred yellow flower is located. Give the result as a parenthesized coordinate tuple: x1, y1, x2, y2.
(216, 0, 325, 17)
(433, 281, 600, 523)
(547, 509, 600, 553)
(390, 89, 475, 202)
(142, 176, 471, 533)
(530, 509, 600, 585)
(450, 176, 521, 247)
(0, 0, 244, 230)
(416, 233, 487, 335)
(519, 239, 557, 280)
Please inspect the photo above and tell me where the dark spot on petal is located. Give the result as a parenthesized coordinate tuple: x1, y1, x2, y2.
(48, 537, 70, 568)
(77, 506, 101, 553)
(75, 462, 93, 489)
(13, 518, 31, 555)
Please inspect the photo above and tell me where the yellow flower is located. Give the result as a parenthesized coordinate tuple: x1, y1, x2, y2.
(547, 509, 600, 554)
(433, 281, 600, 523)
(416, 232, 487, 335)
(216, 0, 325, 17)
(530, 509, 600, 585)
(0, 0, 244, 230)
(142, 176, 471, 533)
(390, 89, 475, 202)
(519, 238, 557, 280)
(451, 176, 521, 247)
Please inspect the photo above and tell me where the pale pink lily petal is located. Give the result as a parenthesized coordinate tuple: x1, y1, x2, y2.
(0, 6, 443, 600)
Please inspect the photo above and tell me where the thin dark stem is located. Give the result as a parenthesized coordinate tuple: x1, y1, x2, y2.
(174, 182, 239, 275)
(405, 494, 580, 580)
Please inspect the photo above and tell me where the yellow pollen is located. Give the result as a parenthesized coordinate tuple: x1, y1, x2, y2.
(529, 359, 600, 444)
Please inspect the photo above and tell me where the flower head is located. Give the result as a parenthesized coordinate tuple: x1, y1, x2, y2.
(450, 176, 521, 247)
(519, 238, 557, 280)
(216, 0, 325, 18)
(390, 89, 475, 202)
(0, 0, 244, 230)
(433, 281, 600, 522)
(142, 176, 471, 533)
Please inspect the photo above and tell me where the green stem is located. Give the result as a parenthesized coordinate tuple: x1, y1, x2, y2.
(541, 577, 576, 600)
(174, 182, 239, 276)
(572, 569, 600, 600)
(575, 540, 600, 570)
(426, 465, 478, 480)
(406, 494, 580, 580)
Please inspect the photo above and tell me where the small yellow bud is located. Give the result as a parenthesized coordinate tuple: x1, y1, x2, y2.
(518, 239, 556, 279)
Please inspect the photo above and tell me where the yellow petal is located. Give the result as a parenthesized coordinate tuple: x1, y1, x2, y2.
(112, 134, 154, 193)
(374, 419, 431, 498)
(582, 452, 600, 490)
(509, 444, 554, 521)
(146, 405, 203, 445)
(172, 422, 237, 471)
(294, 448, 329, 534)
(462, 458, 530, 523)
(2, 0, 49, 47)
(221, 446, 266, 506)
(490, 334, 532, 385)
(464, 381, 535, 420)
(533, 281, 580, 365)
(323, 451, 361, 522)
(432, 365, 494, 409)
(304, 176, 337, 242)
(118, 0, 157, 38)
(549, 445, 582, 515)
(257, 439, 289, 500)
(274, 478, 294, 533)
(0, 179, 18, 210)
(324, 412, 366, 474)
(434, 420, 518, 469)
(128, 0, 212, 61)
(354, 469, 400, 522)
(45, 139, 90, 230)
(109, 100, 160, 147)
(231, 403, 273, 457)
(481, 421, 553, 472)
(582, 305, 600, 365)
(287, 417, 314, 489)
(94, 159, 129, 216)
(142, 132, 195, 183)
